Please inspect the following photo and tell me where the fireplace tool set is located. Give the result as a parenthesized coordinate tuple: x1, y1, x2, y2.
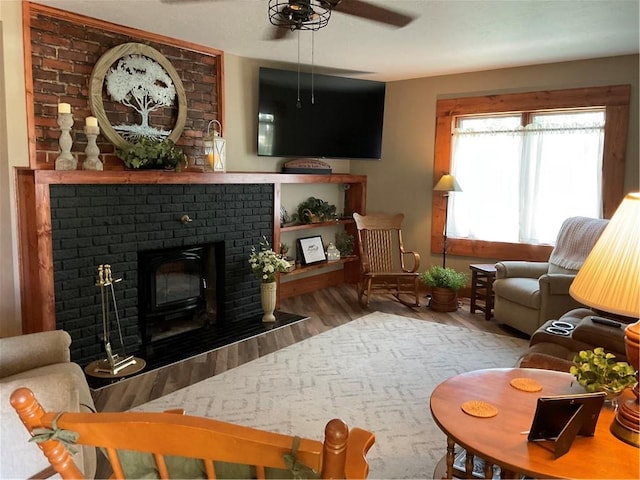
(89, 264, 141, 376)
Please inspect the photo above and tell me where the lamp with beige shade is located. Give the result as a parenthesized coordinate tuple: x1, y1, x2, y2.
(569, 192, 640, 447)
(433, 174, 462, 268)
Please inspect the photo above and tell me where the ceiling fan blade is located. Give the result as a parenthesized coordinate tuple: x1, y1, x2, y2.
(329, 0, 415, 28)
(267, 26, 294, 41)
(159, 0, 228, 3)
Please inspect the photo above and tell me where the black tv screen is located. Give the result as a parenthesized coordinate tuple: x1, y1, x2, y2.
(257, 67, 385, 160)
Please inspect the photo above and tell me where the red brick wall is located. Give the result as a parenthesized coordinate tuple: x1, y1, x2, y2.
(28, 4, 222, 170)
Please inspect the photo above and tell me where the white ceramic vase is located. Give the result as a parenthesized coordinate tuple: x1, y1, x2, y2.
(260, 281, 277, 323)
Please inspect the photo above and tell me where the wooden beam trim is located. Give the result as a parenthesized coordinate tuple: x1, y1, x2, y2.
(436, 85, 631, 116)
(22, 1, 37, 169)
(432, 85, 630, 261)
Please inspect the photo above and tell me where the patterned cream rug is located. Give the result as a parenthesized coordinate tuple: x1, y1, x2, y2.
(135, 312, 528, 479)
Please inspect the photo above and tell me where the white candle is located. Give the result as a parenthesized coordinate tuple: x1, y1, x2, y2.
(58, 103, 71, 114)
(85, 116, 98, 127)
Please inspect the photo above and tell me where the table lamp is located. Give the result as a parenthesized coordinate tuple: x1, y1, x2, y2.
(569, 192, 640, 447)
(433, 174, 462, 268)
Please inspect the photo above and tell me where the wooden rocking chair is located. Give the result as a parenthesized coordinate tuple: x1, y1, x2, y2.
(10, 388, 375, 480)
(353, 213, 421, 307)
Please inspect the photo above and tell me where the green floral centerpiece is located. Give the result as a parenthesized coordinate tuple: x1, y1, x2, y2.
(248, 237, 291, 283)
(570, 347, 637, 395)
(116, 138, 186, 169)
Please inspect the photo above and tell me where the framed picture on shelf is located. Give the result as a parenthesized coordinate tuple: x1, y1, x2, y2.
(297, 236, 326, 265)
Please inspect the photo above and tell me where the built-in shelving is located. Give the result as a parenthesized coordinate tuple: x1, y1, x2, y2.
(17, 169, 367, 332)
(282, 256, 359, 277)
(280, 218, 355, 232)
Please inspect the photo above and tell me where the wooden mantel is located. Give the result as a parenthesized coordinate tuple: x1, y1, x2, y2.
(16, 169, 367, 334)
(23, 169, 363, 186)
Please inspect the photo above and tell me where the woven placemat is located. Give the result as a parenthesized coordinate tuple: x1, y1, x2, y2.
(510, 377, 543, 392)
(461, 400, 498, 418)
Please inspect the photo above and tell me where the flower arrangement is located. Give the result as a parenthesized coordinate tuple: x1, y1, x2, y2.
(570, 347, 637, 395)
(249, 237, 291, 283)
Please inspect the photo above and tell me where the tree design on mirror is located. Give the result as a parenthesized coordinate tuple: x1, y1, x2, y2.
(89, 43, 187, 149)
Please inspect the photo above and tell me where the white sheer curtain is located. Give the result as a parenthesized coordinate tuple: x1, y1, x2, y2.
(448, 111, 604, 245)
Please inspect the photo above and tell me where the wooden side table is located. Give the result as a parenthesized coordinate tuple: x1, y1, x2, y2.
(469, 264, 496, 320)
(430, 368, 639, 479)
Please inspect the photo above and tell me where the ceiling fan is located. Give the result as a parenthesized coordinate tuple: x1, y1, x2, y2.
(268, 0, 416, 39)
(163, 0, 416, 40)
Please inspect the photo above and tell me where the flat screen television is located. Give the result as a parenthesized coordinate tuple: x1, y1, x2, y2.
(257, 67, 385, 160)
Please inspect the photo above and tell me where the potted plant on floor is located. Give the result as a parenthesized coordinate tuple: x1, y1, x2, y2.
(420, 265, 467, 312)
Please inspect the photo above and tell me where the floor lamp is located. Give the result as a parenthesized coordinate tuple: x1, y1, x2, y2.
(433, 174, 462, 268)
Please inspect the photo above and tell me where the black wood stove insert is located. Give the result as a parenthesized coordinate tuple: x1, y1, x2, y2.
(138, 242, 225, 345)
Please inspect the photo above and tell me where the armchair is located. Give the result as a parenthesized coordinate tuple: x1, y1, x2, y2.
(493, 216, 608, 336)
(0, 330, 96, 479)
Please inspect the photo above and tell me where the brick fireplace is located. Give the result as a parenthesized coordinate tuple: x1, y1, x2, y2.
(50, 183, 273, 365)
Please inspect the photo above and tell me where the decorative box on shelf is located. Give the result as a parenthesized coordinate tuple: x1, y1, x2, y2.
(281, 159, 332, 175)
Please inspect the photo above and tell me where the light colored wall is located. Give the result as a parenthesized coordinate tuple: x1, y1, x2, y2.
(0, 0, 29, 337)
(224, 54, 351, 175)
(0, 0, 637, 334)
(351, 55, 640, 277)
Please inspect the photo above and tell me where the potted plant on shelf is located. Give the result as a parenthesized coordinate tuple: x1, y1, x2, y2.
(294, 197, 337, 224)
(248, 237, 291, 323)
(419, 265, 467, 312)
(570, 347, 637, 406)
(335, 231, 355, 257)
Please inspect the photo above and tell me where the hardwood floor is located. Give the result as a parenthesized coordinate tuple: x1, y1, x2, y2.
(91, 284, 527, 412)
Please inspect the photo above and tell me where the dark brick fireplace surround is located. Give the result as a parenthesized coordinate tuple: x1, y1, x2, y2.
(50, 183, 273, 365)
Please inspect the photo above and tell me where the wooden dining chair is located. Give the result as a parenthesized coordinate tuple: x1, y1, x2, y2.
(10, 388, 375, 480)
(353, 213, 421, 307)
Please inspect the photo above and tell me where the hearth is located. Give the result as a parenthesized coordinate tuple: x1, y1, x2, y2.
(138, 242, 225, 345)
(85, 310, 308, 391)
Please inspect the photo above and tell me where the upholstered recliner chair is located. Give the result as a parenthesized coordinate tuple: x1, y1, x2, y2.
(0, 330, 96, 479)
(493, 216, 608, 336)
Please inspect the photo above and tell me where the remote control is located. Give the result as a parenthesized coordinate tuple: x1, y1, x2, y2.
(589, 316, 622, 328)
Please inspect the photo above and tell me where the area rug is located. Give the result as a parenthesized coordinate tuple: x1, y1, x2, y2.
(135, 312, 528, 479)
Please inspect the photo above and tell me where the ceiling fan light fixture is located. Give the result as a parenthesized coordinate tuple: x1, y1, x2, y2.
(268, 0, 331, 31)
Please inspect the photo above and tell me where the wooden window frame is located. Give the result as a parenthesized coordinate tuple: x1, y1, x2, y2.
(432, 85, 630, 262)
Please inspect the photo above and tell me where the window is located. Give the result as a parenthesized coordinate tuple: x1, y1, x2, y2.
(433, 85, 629, 262)
(449, 109, 605, 245)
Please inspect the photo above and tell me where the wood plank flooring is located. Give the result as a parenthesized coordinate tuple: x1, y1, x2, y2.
(91, 285, 527, 412)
